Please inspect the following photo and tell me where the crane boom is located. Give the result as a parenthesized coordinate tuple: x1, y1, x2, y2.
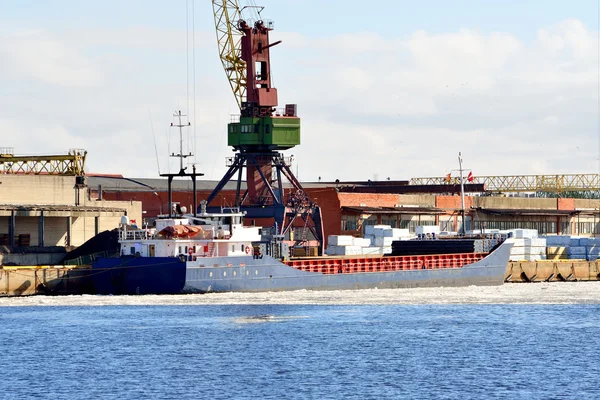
(212, 0, 247, 108)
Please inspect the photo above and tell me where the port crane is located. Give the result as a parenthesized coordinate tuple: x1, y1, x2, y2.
(208, 1, 324, 253)
(0, 147, 87, 176)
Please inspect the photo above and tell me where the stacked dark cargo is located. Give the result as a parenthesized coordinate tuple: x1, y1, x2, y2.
(389, 239, 478, 256)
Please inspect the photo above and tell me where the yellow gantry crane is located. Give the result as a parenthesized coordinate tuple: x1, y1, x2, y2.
(0, 148, 87, 176)
(212, 0, 246, 109)
(410, 174, 600, 193)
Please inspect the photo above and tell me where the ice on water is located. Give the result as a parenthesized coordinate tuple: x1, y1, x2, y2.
(2, 282, 600, 306)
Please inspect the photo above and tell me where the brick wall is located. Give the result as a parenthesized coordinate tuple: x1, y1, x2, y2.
(337, 193, 399, 208)
(436, 195, 474, 210)
(557, 198, 575, 211)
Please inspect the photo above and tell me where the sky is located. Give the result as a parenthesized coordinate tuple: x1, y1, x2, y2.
(1, 0, 599, 182)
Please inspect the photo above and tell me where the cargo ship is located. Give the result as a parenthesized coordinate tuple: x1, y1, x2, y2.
(91, 201, 513, 294)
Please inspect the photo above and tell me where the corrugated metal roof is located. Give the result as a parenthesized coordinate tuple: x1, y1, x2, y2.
(86, 176, 336, 192)
(0, 204, 126, 212)
(473, 207, 581, 216)
(87, 176, 239, 191)
(341, 206, 446, 215)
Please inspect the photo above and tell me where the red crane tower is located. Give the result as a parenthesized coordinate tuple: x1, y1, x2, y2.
(208, 3, 324, 254)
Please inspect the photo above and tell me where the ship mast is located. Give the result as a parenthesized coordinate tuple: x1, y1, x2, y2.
(161, 110, 204, 218)
(458, 152, 466, 236)
(170, 110, 192, 174)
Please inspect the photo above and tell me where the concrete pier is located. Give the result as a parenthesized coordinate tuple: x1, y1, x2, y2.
(0, 266, 93, 296)
(505, 261, 600, 283)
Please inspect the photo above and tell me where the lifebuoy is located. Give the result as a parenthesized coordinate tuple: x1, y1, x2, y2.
(245, 246, 251, 255)
(188, 247, 193, 255)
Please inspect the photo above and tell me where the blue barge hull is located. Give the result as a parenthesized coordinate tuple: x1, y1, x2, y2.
(92, 257, 186, 295)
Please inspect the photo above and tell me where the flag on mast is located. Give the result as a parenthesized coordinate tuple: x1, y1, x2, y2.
(445, 173, 451, 182)
(467, 171, 474, 182)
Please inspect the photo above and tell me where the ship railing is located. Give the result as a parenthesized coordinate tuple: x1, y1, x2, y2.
(120, 229, 158, 241)
(0, 147, 14, 157)
(240, 19, 275, 30)
(64, 250, 119, 266)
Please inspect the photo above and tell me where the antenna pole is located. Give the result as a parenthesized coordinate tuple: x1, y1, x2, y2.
(171, 110, 192, 174)
(161, 111, 204, 218)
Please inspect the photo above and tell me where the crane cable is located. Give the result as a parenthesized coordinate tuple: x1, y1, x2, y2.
(192, 0, 197, 167)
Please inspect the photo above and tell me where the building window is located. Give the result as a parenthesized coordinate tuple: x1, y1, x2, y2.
(241, 125, 253, 134)
(381, 216, 397, 228)
(576, 222, 600, 235)
(400, 219, 436, 233)
(439, 217, 455, 232)
(341, 215, 359, 231)
(478, 220, 558, 235)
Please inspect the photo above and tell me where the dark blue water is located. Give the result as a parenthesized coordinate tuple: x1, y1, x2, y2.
(1, 305, 599, 399)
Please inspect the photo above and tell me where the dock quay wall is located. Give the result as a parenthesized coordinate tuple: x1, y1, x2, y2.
(0, 267, 93, 297)
(506, 261, 600, 282)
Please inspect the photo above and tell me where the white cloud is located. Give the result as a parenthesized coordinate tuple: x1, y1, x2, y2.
(0, 29, 102, 86)
(276, 19, 599, 181)
(0, 16, 597, 183)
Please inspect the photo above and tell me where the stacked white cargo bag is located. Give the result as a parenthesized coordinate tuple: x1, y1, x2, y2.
(542, 235, 599, 261)
(544, 235, 570, 261)
(325, 235, 362, 256)
(509, 229, 546, 261)
(581, 238, 600, 261)
(362, 225, 414, 255)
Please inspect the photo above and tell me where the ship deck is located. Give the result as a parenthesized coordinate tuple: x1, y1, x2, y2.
(285, 252, 488, 274)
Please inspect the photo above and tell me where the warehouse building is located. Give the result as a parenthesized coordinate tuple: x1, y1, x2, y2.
(87, 175, 600, 245)
(0, 174, 141, 248)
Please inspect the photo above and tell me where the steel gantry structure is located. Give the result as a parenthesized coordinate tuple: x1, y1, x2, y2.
(410, 174, 600, 193)
(0, 148, 87, 176)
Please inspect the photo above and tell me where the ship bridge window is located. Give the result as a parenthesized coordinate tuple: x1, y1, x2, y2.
(223, 216, 232, 225)
(241, 124, 253, 134)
